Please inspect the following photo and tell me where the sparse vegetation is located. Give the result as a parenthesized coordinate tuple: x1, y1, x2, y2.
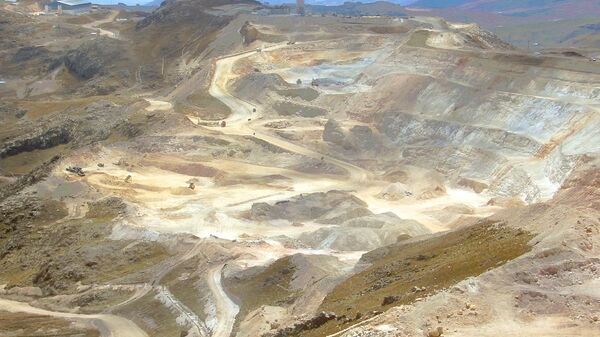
(116, 291, 182, 337)
(277, 88, 320, 101)
(225, 256, 300, 332)
(1, 2, 598, 337)
(299, 223, 534, 336)
(0, 197, 172, 292)
(180, 90, 232, 120)
(0, 311, 100, 336)
(162, 256, 210, 322)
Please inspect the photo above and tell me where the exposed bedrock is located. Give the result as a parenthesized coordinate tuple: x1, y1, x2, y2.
(297, 213, 429, 251)
(0, 100, 129, 159)
(0, 125, 72, 159)
(250, 190, 369, 223)
(325, 57, 598, 201)
(60, 38, 129, 80)
(378, 111, 541, 155)
(251, 191, 430, 251)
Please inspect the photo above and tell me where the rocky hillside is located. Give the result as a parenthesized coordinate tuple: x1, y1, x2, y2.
(1, 4, 599, 337)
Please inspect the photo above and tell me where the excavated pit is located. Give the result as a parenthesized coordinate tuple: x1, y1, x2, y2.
(1, 8, 599, 337)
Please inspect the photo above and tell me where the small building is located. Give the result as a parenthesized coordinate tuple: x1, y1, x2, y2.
(46, 0, 92, 15)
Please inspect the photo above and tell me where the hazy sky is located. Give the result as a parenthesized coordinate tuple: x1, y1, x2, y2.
(91, 0, 417, 6)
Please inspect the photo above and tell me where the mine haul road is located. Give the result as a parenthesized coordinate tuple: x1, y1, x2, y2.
(0, 297, 148, 337)
(207, 265, 240, 337)
(207, 43, 370, 183)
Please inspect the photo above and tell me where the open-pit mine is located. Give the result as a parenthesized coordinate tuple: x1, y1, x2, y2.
(1, 1, 599, 337)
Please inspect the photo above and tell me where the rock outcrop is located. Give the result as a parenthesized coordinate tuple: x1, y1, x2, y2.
(263, 311, 337, 337)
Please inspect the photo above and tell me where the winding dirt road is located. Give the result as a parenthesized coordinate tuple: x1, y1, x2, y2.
(0, 243, 207, 337)
(203, 43, 457, 232)
(207, 44, 369, 182)
(82, 10, 120, 39)
(207, 265, 239, 337)
(0, 298, 148, 337)
(107, 241, 209, 334)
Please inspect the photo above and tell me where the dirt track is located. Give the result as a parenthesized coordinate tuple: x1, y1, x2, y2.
(82, 10, 120, 39)
(0, 298, 148, 337)
(201, 43, 486, 232)
(207, 45, 369, 181)
(207, 265, 240, 337)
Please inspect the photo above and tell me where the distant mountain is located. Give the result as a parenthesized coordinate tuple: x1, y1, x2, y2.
(410, 0, 600, 14)
(405, 0, 600, 49)
(408, 0, 469, 8)
(144, 0, 163, 6)
(263, 0, 417, 5)
(406, 0, 600, 23)
(307, 1, 407, 15)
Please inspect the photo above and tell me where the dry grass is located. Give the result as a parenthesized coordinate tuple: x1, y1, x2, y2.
(406, 29, 431, 48)
(225, 256, 300, 331)
(276, 88, 320, 102)
(162, 256, 209, 322)
(180, 90, 232, 120)
(369, 25, 411, 34)
(297, 222, 534, 336)
(64, 12, 110, 25)
(14, 95, 130, 121)
(0, 198, 172, 290)
(75, 288, 135, 314)
(116, 291, 183, 337)
(0, 311, 100, 336)
(0, 144, 68, 175)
